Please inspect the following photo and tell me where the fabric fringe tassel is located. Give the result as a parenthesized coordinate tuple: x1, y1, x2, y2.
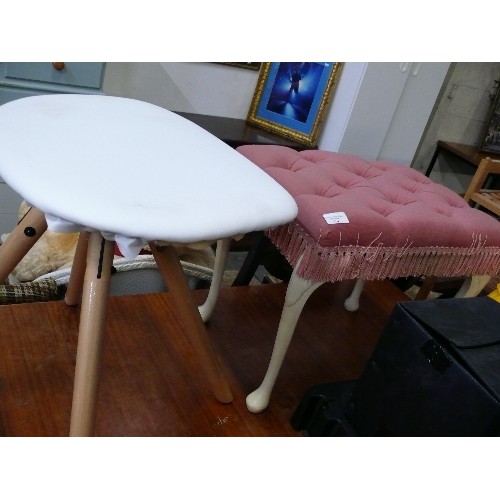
(267, 223, 500, 282)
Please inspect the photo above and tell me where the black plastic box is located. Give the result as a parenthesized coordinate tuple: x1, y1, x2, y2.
(292, 297, 500, 436)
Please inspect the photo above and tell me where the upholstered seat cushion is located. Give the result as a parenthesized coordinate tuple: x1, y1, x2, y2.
(0, 95, 297, 258)
(237, 145, 500, 282)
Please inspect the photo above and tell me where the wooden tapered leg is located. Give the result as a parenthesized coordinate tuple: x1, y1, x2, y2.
(69, 233, 114, 437)
(0, 207, 47, 283)
(414, 276, 437, 300)
(151, 243, 233, 404)
(65, 232, 91, 306)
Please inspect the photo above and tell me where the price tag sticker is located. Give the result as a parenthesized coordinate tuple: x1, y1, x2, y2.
(323, 212, 349, 224)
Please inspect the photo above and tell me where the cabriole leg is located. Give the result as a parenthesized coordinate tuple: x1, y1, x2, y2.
(198, 238, 231, 322)
(344, 278, 366, 311)
(454, 275, 491, 298)
(246, 258, 323, 413)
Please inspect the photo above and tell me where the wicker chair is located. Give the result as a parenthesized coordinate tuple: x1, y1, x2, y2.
(0, 252, 214, 305)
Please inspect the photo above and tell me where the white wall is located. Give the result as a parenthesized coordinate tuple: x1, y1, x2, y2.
(103, 62, 260, 119)
(103, 62, 373, 149)
(103, 62, 448, 168)
(317, 63, 367, 152)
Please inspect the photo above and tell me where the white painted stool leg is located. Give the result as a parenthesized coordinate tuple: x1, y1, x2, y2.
(454, 274, 491, 298)
(344, 278, 366, 311)
(246, 260, 324, 413)
(0, 207, 47, 283)
(198, 238, 231, 323)
(70, 233, 114, 436)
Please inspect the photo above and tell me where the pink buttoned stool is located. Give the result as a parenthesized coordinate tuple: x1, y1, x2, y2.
(237, 145, 500, 412)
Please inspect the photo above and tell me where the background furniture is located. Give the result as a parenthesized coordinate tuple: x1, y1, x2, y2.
(0, 94, 297, 436)
(0, 62, 105, 105)
(237, 145, 500, 413)
(176, 112, 313, 150)
(424, 140, 500, 177)
(464, 156, 500, 217)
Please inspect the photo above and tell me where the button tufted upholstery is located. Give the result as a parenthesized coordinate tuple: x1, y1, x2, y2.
(238, 145, 500, 282)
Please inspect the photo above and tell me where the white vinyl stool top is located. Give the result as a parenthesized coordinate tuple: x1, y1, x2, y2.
(0, 94, 297, 258)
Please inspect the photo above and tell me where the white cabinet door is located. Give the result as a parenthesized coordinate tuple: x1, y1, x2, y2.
(378, 62, 450, 165)
(319, 62, 450, 165)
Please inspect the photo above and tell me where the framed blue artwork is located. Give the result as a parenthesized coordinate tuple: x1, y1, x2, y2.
(246, 62, 343, 146)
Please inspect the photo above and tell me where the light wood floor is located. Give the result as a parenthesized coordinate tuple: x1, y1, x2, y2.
(1, 279, 409, 436)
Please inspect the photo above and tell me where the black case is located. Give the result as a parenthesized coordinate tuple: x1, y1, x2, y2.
(292, 297, 500, 436)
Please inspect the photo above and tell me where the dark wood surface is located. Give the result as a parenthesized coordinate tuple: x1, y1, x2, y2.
(437, 141, 499, 165)
(425, 140, 500, 176)
(0, 279, 408, 436)
(175, 111, 313, 150)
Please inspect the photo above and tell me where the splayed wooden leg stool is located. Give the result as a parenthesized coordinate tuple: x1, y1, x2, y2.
(0, 95, 297, 435)
(237, 145, 500, 412)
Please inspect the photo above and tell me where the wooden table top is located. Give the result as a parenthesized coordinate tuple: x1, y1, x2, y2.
(437, 140, 500, 166)
(176, 111, 313, 150)
(0, 280, 407, 436)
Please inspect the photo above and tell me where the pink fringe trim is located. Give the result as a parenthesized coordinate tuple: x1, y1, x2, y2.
(267, 222, 500, 282)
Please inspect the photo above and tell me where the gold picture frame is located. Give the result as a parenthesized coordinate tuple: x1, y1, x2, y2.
(246, 62, 343, 147)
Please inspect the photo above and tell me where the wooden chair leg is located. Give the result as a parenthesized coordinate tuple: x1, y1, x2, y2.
(150, 243, 233, 404)
(65, 232, 90, 306)
(0, 207, 47, 283)
(414, 276, 437, 300)
(69, 233, 114, 437)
